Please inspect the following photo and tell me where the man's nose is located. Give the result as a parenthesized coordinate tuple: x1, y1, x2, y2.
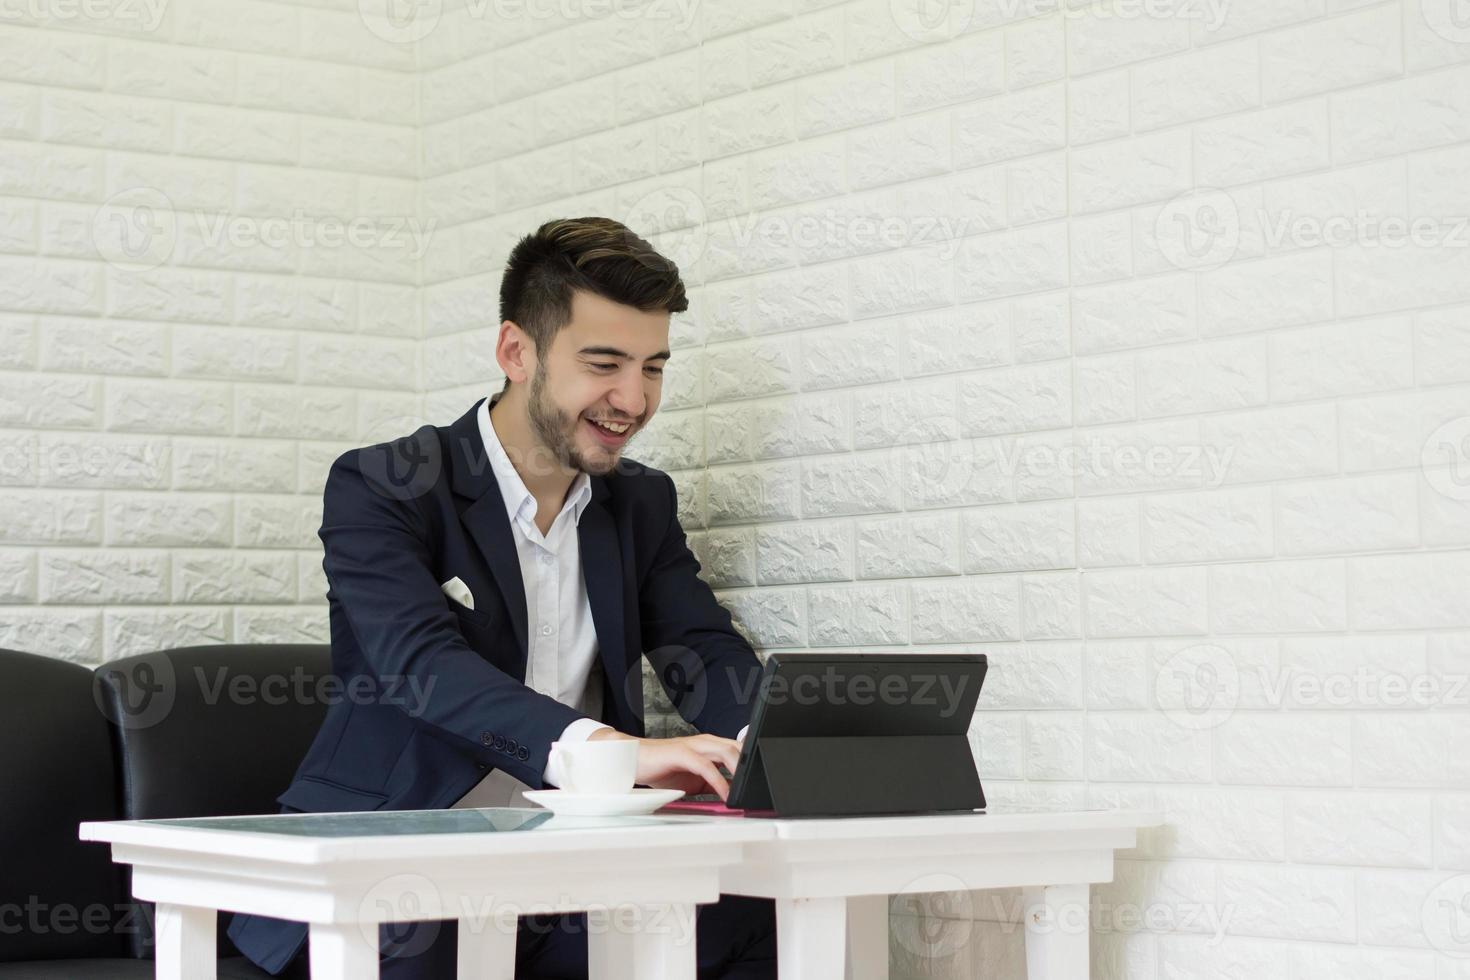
(608, 372, 645, 420)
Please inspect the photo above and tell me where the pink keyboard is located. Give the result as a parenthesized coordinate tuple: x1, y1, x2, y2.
(658, 800, 761, 817)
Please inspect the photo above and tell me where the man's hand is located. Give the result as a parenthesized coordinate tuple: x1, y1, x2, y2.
(588, 729, 742, 801)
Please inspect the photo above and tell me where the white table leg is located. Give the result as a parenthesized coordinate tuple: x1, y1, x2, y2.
(154, 903, 215, 980)
(457, 915, 516, 980)
(1023, 884, 1089, 980)
(310, 922, 381, 980)
(777, 896, 846, 980)
(587, 903, 697, 980)
(845, 895, 889, 980)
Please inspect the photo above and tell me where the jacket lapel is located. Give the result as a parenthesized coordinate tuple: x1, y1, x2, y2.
(445, 399, 529, 671)
(577, 485, 628, 719)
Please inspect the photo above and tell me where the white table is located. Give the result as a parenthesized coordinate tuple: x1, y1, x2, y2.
(665, 806, 1163, 980)
(81, 805, 1159, 980)
(78, 807, 770, 980)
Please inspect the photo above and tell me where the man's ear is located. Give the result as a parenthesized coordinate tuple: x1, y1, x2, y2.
(497, 320, 534, 385)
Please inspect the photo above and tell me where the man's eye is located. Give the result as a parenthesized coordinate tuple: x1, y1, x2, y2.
(645, 367, 664, 376)
(592, 363, 617, 370)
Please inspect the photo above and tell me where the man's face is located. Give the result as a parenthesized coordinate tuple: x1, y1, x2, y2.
(523, 290, 670, 477)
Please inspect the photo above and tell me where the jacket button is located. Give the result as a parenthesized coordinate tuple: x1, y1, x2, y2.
(480, 732, 492, 746)
(517, 747, 530, 761)
(506, 738, 519, 753)
(493, 735, 506, 751)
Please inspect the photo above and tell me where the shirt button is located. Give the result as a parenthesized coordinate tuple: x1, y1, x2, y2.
(540, 624, 553, 636)
(540, 553, 554, 565)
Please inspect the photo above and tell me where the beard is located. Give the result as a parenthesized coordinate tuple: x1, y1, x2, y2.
(526, 361, 625, 477)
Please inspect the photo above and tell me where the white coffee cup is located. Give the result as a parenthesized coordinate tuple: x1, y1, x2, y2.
(549, 738, 639, 795)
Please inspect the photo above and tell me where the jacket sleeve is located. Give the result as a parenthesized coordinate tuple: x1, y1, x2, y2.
(637, 471, 763, 739)
(318, 445, 586, 787)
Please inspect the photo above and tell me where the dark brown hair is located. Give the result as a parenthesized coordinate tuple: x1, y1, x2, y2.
(497, 216, 688, 391)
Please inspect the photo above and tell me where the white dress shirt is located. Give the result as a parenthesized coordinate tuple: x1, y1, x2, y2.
(451, 396, 610, 808)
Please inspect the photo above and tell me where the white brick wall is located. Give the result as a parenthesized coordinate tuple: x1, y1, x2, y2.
(0, 0, 423, 660)
(415, 2, 1470, 976)
(4, 0, 1470, 976)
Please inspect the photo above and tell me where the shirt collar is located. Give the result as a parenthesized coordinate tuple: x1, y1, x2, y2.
(477, 395, 592, 530)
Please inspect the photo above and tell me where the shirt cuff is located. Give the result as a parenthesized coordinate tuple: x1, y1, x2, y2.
(542, 718, 613, 788)
(738, 724, 749, 744)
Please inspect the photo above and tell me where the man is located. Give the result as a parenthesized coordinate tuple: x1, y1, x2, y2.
(227, 217, 776, 979)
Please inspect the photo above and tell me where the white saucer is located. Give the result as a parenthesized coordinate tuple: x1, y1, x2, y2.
(521, 788, 684, 817)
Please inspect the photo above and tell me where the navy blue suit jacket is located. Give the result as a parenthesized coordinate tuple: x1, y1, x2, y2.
(228, 397, 762, 973)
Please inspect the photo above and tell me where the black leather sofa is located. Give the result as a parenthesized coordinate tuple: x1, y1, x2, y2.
(0, 644, 332, 978)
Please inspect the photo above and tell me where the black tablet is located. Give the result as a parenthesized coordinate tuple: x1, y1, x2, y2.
(724, 652, 987, 817)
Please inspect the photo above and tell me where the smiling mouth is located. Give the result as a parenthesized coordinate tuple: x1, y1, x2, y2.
(585, 416, 634, 447)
